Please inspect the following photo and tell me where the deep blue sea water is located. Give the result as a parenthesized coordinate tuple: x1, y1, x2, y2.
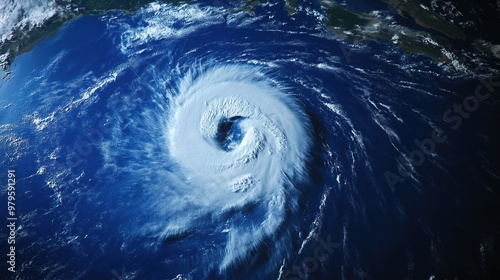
(1, 2, 499, 280)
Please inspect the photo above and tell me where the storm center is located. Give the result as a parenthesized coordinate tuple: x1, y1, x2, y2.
(216, 116, 245, 151)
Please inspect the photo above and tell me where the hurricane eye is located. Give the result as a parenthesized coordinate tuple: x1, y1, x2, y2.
(215, 116, 245, 151)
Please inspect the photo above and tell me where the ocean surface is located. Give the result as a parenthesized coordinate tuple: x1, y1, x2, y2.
(1, 2, 499, 279)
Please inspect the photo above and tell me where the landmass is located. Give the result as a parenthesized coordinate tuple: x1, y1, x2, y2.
(320, 0, 467, 71)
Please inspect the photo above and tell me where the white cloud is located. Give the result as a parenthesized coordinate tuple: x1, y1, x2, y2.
(0, 0, 62, 44)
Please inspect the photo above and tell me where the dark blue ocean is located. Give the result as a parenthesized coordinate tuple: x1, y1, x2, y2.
(1, 2, 499, 280)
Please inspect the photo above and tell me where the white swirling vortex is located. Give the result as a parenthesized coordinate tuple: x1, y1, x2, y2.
(164, 65, 311, 270)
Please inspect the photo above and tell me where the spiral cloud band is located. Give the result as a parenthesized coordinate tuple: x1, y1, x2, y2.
(164, 65, 312, 269)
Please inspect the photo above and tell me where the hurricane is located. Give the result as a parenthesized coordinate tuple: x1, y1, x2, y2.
(77, 5, 323, 276)
(118, 63, 312, 273)
(1, 1, 499, 280)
